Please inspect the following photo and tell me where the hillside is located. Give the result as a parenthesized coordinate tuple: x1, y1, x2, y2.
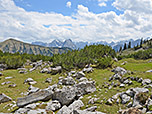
(0, 39, 71, 56)
(118, 38, 152, 56)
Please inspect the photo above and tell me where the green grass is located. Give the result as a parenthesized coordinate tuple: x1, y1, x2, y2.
(0, 58, 152, 113)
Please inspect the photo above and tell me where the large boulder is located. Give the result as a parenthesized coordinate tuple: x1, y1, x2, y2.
(68, 100, 84, 111)
(57, 105, 71, 114)
(111, 67, 127, 75)
(120, 93, 131, 104)
(46, 100, 61, 111)
(82, 67, 93, 73)
(51, 66, 62, 75)
(52, 86, 77, 106)
(17, 90, 53, 107)
(59, 77, 75, 85)
(142, 79, 151, 85)
(0, 93, 12, 103)
(75, 81, 96, 96)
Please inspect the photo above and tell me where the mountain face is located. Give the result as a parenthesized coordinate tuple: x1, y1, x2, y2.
(32, 39, 77, 50)
(0, 39, 71, 56)
(32, 38, 144, 51)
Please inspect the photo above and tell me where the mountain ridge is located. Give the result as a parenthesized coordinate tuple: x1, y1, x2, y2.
(0, 39, 71, 56)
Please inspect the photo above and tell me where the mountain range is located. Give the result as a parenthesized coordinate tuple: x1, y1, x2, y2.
(32, 38, 145, 51)
(0, 39, 71, 56)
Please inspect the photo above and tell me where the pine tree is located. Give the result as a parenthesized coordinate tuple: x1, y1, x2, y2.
(123, 43, 127, 50)
(128, 41, 131, 48)
(140, 38, 143, 48)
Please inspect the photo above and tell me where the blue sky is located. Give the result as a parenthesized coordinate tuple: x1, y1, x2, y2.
(0, 0, 152, 43)
(14, 0, 123, 15)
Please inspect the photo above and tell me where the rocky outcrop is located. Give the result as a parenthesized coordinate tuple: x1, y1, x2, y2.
(17, 90, 53, 107)
(0, 93, 12, 103)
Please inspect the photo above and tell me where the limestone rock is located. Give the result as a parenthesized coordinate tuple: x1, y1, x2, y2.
(17, 90, 53, 107)
(0, 93, 12, 103)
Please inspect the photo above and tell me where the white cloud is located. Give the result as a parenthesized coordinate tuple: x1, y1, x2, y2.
(98, 2, 106, 7)
(0, 0, 152, 43)
(66, 1, 71, 8)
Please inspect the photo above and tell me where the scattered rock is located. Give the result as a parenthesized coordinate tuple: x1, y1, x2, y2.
(0, 93, 12, 103)
(84, 106, 97, 112)
(76, 71, 85, 79)
(45, 78, 52, 83)
(68, 100, 84, 111)
(51, 66, 62, 75)
(52, 86, 76, 106)
(118, 107, 142, 114)
(120, 93, 130, 104)
(142, 79, 151, 85)
(146, 70, 152, 73)
(46, 100, 61, 111)
(8, 83, 17, 88)
(57, 105, 71, 114)
(28, 85, 40, 94)
(17, 89, 53, 107)
(111, 67, 127, 75)
(0, 72, 3, 76)
(5, 77, 13, 79)
(82, 67, 93, 73)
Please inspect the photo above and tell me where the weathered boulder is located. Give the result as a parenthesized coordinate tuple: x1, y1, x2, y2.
(17, 90, 53, 107)
(46, 100, 61, 111)
(8, 83, 17, 88)
(132, 88, 149, 107)
(68, 100, 84, 111)
(27, 109, 47, 114)
(84, 106, 97, 112)
(146, 70, 152, 73)
(59, 77, 75, 85)
(51, 66, 62, 75)
(78, 77, 88, 82)
(0, 93, 12, 103)
(45, 78, 52, 83)
(76, 71, 85, 79)
(52, 86, 77, 106)
(40, 68, 49, 73)
(57, 105, 71, 114)
(120, 93, 130, 104)
(24, 78, 37, 85)
(28, 85, 40, 94)
(88, 98, 99, 104)
(75, 81, 96, 96)
(15, 108, 30, 114)
(142, 79, 151, 85)
(82, 67, 93, 73)
(111, 67, 127, 75)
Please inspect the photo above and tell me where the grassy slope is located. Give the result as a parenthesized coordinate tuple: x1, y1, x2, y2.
(0, 58, 152, 113)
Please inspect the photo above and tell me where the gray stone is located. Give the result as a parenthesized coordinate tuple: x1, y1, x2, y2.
(78, 77, 88, 82)
(120, 84, 125, 88)
(82, 67, 93, 73)
(27, 109, 47, 114)
(127, 102, 132, 108)
(25, 103, 37, 109)
(76, 71, 85, 79)
(17, 89, 53, 107)
(57, 105, 71, 114)
(111, 67, 127, 75)
(106, 98, 113, 105)
(45, 78, 52, 83)
(40, 68, 49, 73)
(88, 98, 99, 104)
(146, 70, 152, 73)
(142, 79, 151, 85)
(24, 78, 34, 84)
(52, 86, 76, 106)
(68, 100, 84, 111)
(51, 66, 62, 75)
(75, 81, 96, 96)
(8, 84, 17, 88)
(120, 93, 130, 104)
(84, 106, 97, 112)
(5, 77, 13, 79)
(0, 93, 12, 103)
(15, 108, 30, 114)
(60, 77, 75, 85)
(28, 85, 40, 94)
(46, 100, 61, 111)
